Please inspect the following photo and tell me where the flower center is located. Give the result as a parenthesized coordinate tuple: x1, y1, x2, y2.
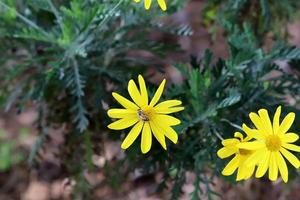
(265, 135, 281, 151)
(238, 149, 251, 155)
(137, 107, 154, 121)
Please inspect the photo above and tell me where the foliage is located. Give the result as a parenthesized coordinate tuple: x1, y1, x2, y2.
(204, 0, 300, 43)
(1, 0, 300, 199)
(0, 129, 25, 171)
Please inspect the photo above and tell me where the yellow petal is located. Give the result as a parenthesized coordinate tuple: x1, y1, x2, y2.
(149, 79, 166, 107)
(236, 165, 246, 181)
(149, 121, 167, 150)
(282, 143, 300, 152)
(157, 0, 167, 11)
(157, 124, 178, 144)
(144, 0, 151, 9)
(154, 114, 181, 126)
(141, 122, 152, 153)
(107, 109, 136, 118)
(237, 141, 265, 150)
(249, 112, 268, 136)
(245, 149, 264, 166)
(234, 132, 244, 141)
(121, 121, 144, 149)
(256, 150, 270, 178)
(112, 92, 139, 110)
(283, 133, 299, 143)
(222, 155, 239, 176)
(154, 106, 184, 114)
(155, 100, 182, 108)
(242, 124, 262, 139)
(138, 75, 148, 106)
(273, 106, 281, 135)
(154, 100, 183, 115)
(128, 80, 143, 107)
(221, 138, 239, 146)
(275, 152, 288, 183)
(269, 153, 278, 181)
(217, 147, 236, 159)
(237, 157, 254, 180)
(280, 147, 300, 168)
(108, 117, 139, 130)
(244, 165, 255, 180)
(258, 109, 273, 135)
(277, 112, 295, 136)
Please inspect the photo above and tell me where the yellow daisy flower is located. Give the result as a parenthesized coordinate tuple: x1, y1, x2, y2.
(133, 0, 167, 11)
(237, 106, 300, 183)
(217, 132, 255, 181)
(107, 75, 184, 154)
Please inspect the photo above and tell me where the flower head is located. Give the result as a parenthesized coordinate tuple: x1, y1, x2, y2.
(133, 0, 167, 11)
(217, 132, 255, 181)
(237, 106, 300, 183)
(107, 75, 184, 154)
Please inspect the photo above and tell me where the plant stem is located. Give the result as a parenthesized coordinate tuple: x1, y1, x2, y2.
(46, 0, 64, 31)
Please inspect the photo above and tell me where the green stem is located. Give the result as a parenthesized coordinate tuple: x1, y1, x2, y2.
(46, 0, 63, 31)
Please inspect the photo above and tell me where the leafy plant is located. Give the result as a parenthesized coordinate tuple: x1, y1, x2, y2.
(0, 129, 25, 171)
(1, 0, 300, 199)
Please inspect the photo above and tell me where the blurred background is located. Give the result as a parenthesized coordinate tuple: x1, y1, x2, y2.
(1, 0, 300, 199)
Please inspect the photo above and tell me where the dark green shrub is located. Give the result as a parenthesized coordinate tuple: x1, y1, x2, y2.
(1, 0, 300, 199)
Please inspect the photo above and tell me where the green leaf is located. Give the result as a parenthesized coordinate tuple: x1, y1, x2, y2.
(218, 89, 241, 109)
